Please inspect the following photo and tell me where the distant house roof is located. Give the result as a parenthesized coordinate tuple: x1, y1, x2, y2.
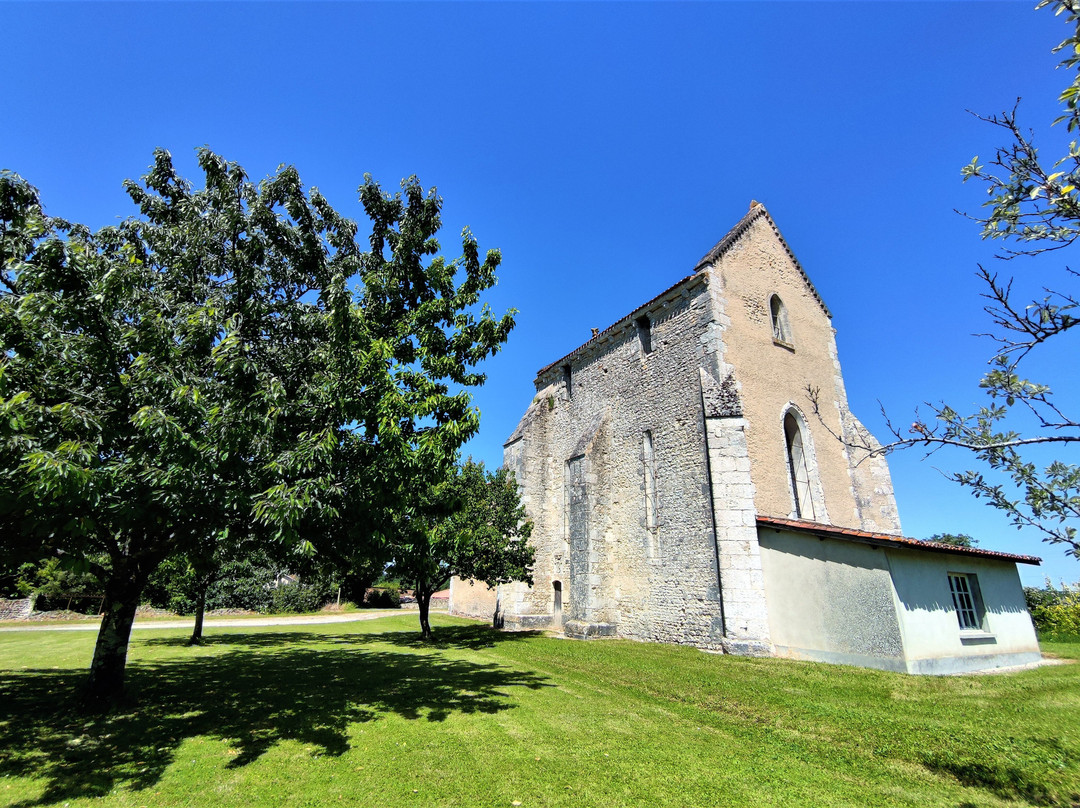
(535, 202, 828, 381)
(756, 516, 1042, 566)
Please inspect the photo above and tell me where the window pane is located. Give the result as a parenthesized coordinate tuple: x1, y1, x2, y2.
(949, 574, 981, 630)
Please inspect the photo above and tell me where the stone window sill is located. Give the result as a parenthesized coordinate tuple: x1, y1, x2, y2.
(773, 339, 795, 352)
(959, 631, 997, 645)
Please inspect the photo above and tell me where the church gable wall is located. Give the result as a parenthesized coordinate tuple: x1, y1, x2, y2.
(705, 215, 899, 532)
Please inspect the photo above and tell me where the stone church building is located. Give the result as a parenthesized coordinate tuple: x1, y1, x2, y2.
(451, 203, 1041, 674)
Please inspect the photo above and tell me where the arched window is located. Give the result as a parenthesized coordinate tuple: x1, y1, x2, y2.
(784, 412, 817, 520)
(770, 295, 791, 344)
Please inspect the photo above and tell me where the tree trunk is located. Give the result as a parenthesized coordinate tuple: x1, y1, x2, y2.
(189, 583, 207, 645)
(418, 587, 433, 640)
(84, 568, 146, 708)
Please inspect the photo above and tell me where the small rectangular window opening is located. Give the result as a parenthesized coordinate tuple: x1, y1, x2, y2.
(636, 315, 652, 356)
(948, 573, 985, 631)
(562, 364, 572, 400)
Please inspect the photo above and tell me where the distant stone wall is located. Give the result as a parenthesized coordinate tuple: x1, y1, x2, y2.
(0, 598, 33, 620)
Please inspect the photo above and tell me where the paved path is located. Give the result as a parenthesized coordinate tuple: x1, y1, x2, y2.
(0, 611, 405, 633)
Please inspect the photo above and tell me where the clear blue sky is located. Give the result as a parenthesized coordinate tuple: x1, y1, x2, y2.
(3, 1, 1077, 586)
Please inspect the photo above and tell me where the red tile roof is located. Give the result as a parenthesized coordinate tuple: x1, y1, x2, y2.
(756, 516, 1042, 565)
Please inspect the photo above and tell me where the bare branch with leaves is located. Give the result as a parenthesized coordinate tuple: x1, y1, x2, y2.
(809, 0, 1080, 558)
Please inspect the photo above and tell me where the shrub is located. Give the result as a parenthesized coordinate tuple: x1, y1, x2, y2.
(365, 586, 401, 608)
(1024, 585, 1071, 611)
(17, 558, 105, 613)
(205, 559, 277, 613)
(270, 581, 331, 614)
(1030, 594, 1080, 640)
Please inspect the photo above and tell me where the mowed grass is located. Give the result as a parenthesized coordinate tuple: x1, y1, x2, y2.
(1, 616, 1078, 808)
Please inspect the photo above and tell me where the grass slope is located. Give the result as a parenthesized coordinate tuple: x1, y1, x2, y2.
(1, 615, 1077, 807)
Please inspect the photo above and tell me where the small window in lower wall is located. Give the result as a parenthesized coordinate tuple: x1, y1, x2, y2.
(948, 572, 986, 631)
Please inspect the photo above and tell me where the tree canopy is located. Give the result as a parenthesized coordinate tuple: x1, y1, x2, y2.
(0, 150, 516, 703)
(926, 533, 979, 549)
(389, 459, 533, 639)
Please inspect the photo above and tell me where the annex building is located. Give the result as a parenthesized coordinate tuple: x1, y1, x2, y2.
(451, 202, 1041, 674)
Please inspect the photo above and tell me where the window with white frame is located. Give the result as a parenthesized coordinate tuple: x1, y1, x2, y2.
(948, 572, 986, 631)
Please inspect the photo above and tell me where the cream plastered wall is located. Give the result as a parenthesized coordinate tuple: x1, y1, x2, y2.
(448, 576, 498, 620)
(758, 528, 906, 671)
(707, 214, 899, 532)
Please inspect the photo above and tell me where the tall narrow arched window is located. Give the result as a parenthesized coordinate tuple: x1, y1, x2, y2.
(784, 412, 817, 520)
(643, 430, 658, 529)
(770, 294, 791, 344)
(642, 430, 659, 557)
(636, 314, 653, 356)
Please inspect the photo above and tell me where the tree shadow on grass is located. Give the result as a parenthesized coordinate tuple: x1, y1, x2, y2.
(0, 624, 551, 807)
(140, 623, 542, 652)
(919, 751, 1068, 807)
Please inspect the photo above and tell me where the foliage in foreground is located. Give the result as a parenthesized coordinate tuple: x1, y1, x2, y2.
(0, 151, 516, 701)
(0, 616, 1077, 808)
(812, 0, 1080, 557)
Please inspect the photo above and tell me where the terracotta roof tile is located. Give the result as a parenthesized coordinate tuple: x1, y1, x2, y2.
(756, 516, 1041, 565)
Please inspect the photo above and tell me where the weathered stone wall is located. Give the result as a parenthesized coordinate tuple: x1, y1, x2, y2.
(472, 204, 904, 657)
(0, 598, 33, 620)
(501, 276, 731, 647)
(703, 407, 771, 653)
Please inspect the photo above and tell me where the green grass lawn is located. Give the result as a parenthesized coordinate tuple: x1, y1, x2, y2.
(1, 615, 1077, 808)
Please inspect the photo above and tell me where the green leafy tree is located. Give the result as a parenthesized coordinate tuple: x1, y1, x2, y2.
(813, 0, 1079, 558)
(150, 534, 256, 645)
(925, 533, 979, 549)
(12, 556, 105, 612)
(0, 150, 514, 704)
(390, 459, 534, 639)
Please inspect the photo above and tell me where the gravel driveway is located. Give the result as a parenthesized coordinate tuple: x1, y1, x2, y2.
(0, 610, 405, 633)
